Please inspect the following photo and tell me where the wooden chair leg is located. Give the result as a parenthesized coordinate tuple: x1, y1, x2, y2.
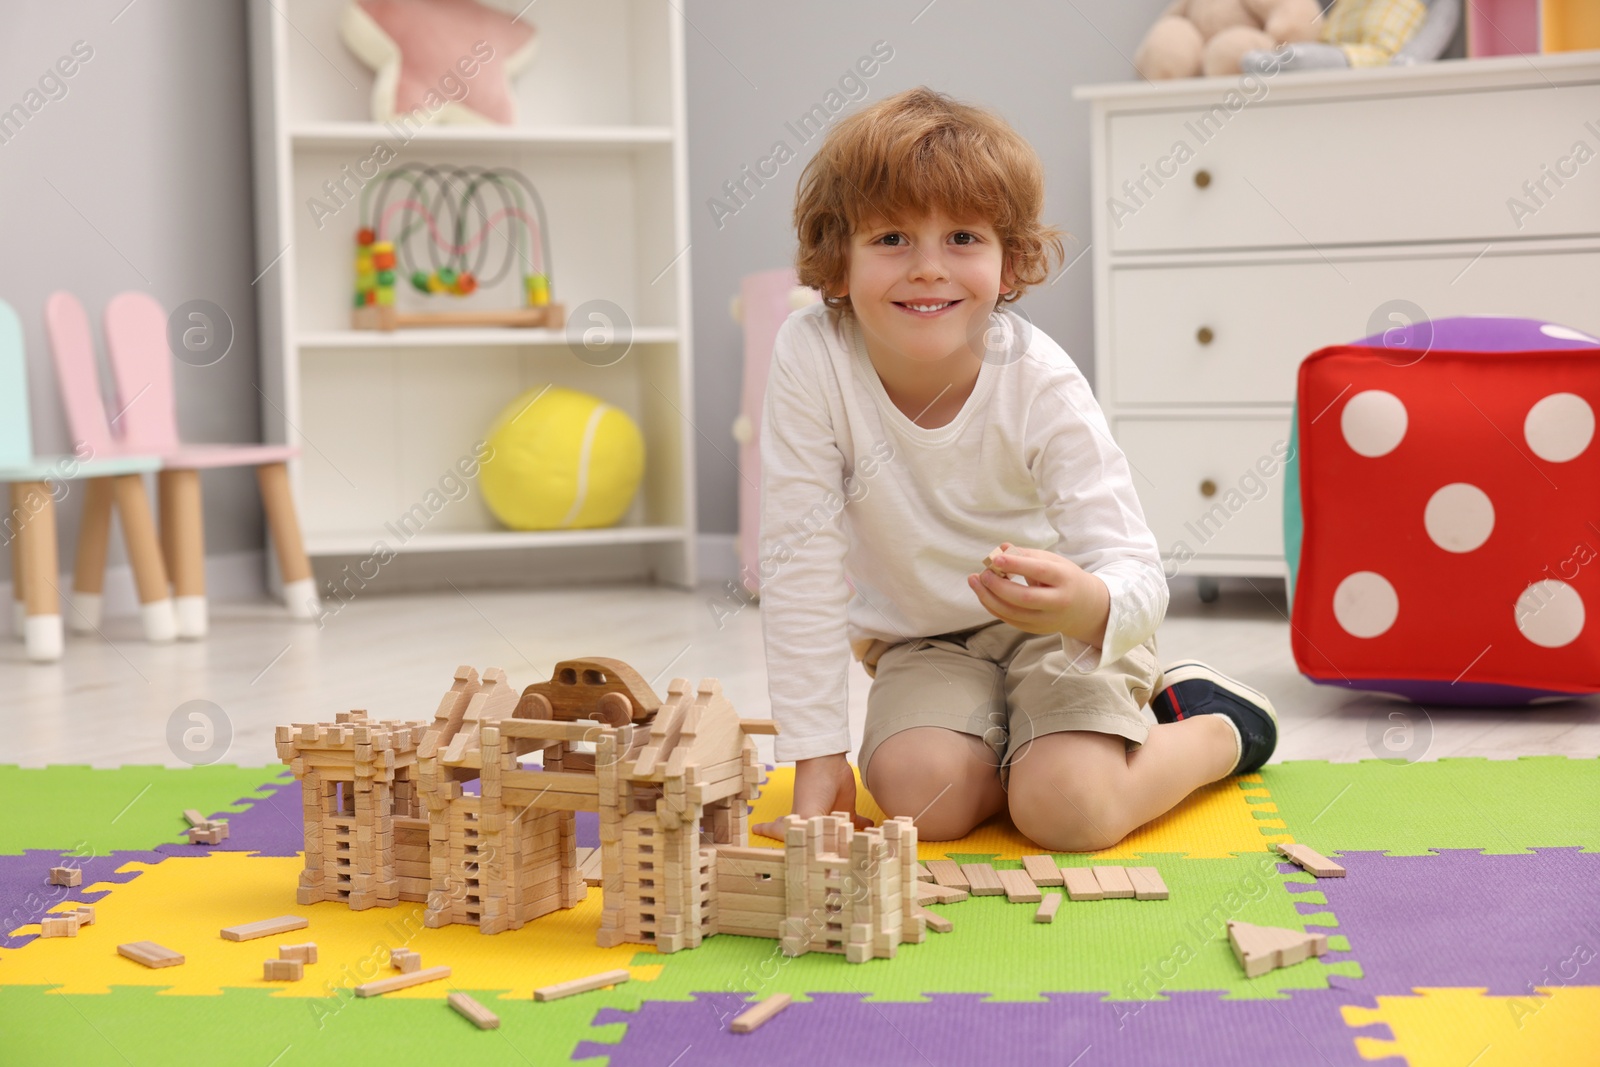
(158, 469, 206, 639)
(9, 483, 28, 641)
(15, 481, 63, 661)
(257, 462, 319, 620)
(68, 477, 115, 634)
(110, 474, 176, 643)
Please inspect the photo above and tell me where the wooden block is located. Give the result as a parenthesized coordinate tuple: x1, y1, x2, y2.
(1034, 892, 1063, 923)
(924, 859, 969, 889)
(959, 863, 1004, 896)
(279, 942, 318, 963)
(1128, 867, 1169, 901)
(1276, 843, 1346, 878)
(1092, 865, 1135, 899)
(1021, 854, 1064, 887)
(914, 906, 953, 933)
(915, 862, 931, 881)
(982, 545, 1009, 578)
(729, 992, 792, 1034)
(220, 915, 309, 942)
(264, 958, 304, 981)
(118, 941, 184, 968)
(187, 825, 226, 845)
(391, 948, 421, 972)
(448, 991, 501, 1030)
(74, 905, 96, 926)
(1227, 921, 1329, 978)
(355, 965, 451, 997)
(1061, 868, 1104, 901)
(48, 866, 81, 887)
(183, 809, 207, 827)
(41, 914, 81, 937)
(914, 881, 968, 904)
(533, 968, 631, 1002)
(997, 867, 1043, 903)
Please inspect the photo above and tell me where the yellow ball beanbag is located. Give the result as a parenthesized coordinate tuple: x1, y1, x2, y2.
(479, 385, 645, 530)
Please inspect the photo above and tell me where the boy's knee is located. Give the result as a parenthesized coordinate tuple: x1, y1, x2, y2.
(1007, 770, 1125, 853)
(865, 730, 997, 840)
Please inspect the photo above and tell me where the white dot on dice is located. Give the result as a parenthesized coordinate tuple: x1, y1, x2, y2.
(1423, 482, 1495, 554)
(1341, 390, 1408, 458)
(1515, 580, 1585, 649)
(1523, 392, 1594, 464)
(1333, 570, 1400, 639)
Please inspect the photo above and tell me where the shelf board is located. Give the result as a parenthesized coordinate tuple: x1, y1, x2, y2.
(298, 327, 679, 349)
(305, 525, 687, 556)
(290, 123, 674, 152)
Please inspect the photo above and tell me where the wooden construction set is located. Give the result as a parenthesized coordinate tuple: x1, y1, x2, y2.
(59, 661, 1350, 1034)
(272, 658, 927, 963)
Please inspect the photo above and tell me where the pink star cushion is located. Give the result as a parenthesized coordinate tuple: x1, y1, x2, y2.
(341, 0, 538, 126)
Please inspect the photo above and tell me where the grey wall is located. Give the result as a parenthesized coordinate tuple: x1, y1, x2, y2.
(684, 0, 1174, 537)
(0, 0, 263, 582)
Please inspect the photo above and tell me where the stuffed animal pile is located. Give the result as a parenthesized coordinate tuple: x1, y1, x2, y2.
(1135, 0, 1458, 80)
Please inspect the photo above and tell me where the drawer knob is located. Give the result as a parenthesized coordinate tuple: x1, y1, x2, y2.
(1194, 169, 1212, 189)
(1199, 479, 1217, 498)
(1196, 326, 1214, 345)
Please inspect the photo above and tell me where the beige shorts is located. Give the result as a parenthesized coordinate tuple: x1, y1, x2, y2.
(856, 621, 1162, 784)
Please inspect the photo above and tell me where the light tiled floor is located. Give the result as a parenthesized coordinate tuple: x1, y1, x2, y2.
(3, 577, 1597, 769)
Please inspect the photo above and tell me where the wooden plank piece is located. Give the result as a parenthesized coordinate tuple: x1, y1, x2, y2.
(533, 968, 631, 1002)
(221, 915, 308, 942)
(960, 863, 1004, 896)
(1021, 854, 1064, 886)
(924, 859, 968, 889)
(1276, 842, 1346, 878)
(915, 905, 953, 933)
(355, 965, 452, 997)
(730, 992, 792, 1034)
(1034, 892, 1063, 923)
(1128, 866, 1169, 900)
(997, 867, 1043, 903)
(118, 941, 185, 968)
(1092, 865, 1135, 899)
(918, 881, 968, 904)
(1061, 867, 1104, 901)
(448, 991, 501, 1030)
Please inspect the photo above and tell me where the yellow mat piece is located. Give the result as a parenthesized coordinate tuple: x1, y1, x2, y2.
(2, 852, 660, 998)
(747, 766, 1283, 859)
(1345, 986, 1600, 1066)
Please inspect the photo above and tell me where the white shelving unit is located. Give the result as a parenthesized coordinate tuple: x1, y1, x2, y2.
(247, 0, 696, 588)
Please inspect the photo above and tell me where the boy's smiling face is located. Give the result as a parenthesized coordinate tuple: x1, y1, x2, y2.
(839, 209, 1013, 367)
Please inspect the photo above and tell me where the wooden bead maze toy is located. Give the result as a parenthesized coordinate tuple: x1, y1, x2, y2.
(351, 163, 564, 331)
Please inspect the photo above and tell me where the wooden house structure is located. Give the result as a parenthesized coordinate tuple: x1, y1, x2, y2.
(276, 660, 924, 961)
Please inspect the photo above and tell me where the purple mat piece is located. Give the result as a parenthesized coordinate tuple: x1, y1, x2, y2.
(0, 848, 168, 948)
(574, 990, 1394, 1067)
(149, 774, 306, 859)
(1287, 849, 1600, 997)
(1352, 315, 1600, 352)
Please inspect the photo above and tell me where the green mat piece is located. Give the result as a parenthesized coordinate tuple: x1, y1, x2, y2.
(0, 984, 620, 1067)
(0, 765, 287, 857)
(1256, 757, 1600, 856)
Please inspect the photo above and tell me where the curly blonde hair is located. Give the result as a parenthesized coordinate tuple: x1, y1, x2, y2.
(793, 86, 1065, 312)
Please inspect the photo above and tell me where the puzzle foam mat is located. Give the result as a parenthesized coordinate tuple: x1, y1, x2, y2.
(1, 757, 1596, 1065)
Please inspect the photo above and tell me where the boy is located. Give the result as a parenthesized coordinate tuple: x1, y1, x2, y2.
(753, 87, 1277, 851)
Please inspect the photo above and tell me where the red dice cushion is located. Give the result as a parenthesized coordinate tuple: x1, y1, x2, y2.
(1291, 342, 1600, 703)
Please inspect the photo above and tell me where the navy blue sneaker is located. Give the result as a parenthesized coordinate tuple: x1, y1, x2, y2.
(1150, 660, 1278, 775)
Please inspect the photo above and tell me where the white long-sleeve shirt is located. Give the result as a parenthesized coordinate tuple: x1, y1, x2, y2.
(758, 301, 1169, 762)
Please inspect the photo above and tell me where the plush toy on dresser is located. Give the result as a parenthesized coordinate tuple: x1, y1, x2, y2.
(1135, 0, 1461, 80)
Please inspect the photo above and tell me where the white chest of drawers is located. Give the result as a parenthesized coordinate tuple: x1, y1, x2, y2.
(1075, 52, 1600, 586)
